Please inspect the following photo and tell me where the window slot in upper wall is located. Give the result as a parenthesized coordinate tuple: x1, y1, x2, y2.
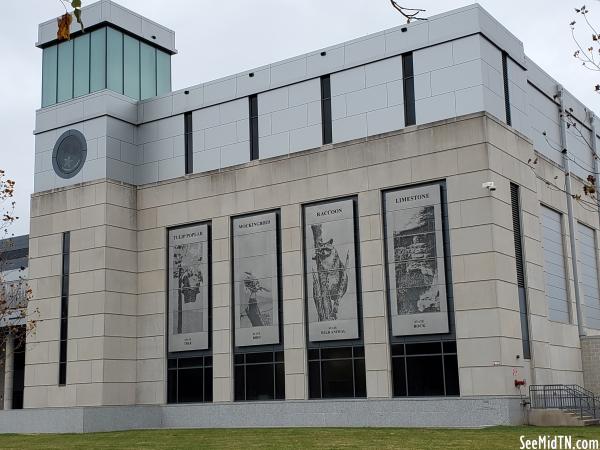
(320, 75, 332, 145)
(249, 94, 259, 161)
(402, 53, 415, 127)
(502, 52, 512, 127)
(184, 112, 193, 174)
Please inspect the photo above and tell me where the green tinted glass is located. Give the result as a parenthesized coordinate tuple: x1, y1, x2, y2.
(107, 28, 123, 94)
(57, 40, 74, 102)
(90, 28, 106, 92)
(123, 35, 140, 100)
(156, 50, 171, 96)
(140, 42, 156, 100)
(73, 34, 90, 98)
(42, 46, 58, 107)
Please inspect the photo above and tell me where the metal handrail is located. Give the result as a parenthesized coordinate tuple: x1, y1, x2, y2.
(529, 384, 598, 420)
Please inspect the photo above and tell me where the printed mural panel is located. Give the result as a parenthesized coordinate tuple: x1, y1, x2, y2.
(168, 223, 210, 352)
(233, 212, 280, 347)
(384, 185, 449, 336)
(304, 199, 360, 342)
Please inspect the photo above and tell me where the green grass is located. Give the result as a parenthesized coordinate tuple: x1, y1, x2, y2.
(0, 427, 598, 449)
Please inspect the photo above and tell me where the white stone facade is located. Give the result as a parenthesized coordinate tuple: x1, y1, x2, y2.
(22, 0, 600, 412)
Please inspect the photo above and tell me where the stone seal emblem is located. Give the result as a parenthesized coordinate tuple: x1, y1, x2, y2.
(52, 129, 87, 179)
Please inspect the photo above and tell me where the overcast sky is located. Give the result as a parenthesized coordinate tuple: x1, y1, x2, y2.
(1, 0, 599, 236)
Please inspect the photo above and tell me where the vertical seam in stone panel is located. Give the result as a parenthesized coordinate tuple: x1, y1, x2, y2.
(137, 37, 141, 101)
(121, 30, 125, 96)
(70, 38, 75, 100)
(89, 31, 95, 98)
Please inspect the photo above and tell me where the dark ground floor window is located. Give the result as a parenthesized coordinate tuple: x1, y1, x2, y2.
(167, 355, 212, 403)
(391, 341, 459, 397)
(12, 334, 26, 410)
(308, 346, 366, 399)
(234, 350, 284, 401)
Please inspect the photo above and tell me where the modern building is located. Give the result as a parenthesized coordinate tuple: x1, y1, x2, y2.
(1, 0, 600, 432)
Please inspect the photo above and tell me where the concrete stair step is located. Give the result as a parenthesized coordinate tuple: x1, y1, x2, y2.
(581, 419, 599, 426)
(529, 409, 599, 426)
(564, 413, 599, 426)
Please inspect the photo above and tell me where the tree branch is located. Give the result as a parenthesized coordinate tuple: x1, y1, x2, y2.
(390, 0, 427, 23)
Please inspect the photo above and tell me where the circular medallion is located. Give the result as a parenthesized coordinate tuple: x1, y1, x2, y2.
(52, 130, 87, 179)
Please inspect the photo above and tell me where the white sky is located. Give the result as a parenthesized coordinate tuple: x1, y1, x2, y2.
(1, 0, 599, 236)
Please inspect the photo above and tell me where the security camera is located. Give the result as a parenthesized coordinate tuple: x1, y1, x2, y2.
(482, 182, 496, 192)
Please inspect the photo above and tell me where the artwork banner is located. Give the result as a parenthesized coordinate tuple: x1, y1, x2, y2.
(233, 212, 280, 347)
(168, 223, 210, 352)
(385, 185, 450, 336)
(304, 199, 360, 342)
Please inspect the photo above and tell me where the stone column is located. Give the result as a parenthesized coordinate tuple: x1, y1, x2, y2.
(3, 336, 14, 410)
(27, 181, 139, 407)
(211, 216, 233, 402)
(281, 204, 308, 400)
(359, 190, 392, 399)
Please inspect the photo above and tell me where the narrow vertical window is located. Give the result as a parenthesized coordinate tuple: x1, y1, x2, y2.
(11, 332, 26, 409)
(59, 232, 70, 385)
(184, 112, 193, 174)
(511, 184, 531, 359)
(320, 75, 332, 144)
(249, 94, 259, 161)
(402, 52, 416, 126)
(502, 52, 512, 126)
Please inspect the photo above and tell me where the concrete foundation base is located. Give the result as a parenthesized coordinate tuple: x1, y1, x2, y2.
(0, 397, 524, 433)
(527, 409, 595, 427)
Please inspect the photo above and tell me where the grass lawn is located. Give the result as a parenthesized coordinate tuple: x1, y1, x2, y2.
(0, 427, 598, 449)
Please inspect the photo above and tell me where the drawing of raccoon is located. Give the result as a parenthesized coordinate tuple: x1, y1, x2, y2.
(311, 224, 350, 321)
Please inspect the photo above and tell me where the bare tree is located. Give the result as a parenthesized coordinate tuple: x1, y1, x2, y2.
(389, 0, 427, 23)
(0, 170, 36, 353)
(571, 5, 600, 84)
(525, 5, 600, 210)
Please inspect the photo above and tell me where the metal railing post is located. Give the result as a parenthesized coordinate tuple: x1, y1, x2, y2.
(528, 384, 599, 419)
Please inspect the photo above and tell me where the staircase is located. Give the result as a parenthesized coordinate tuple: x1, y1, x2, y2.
(528, 385, 599, 426)
(562, 411, 600, 426)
